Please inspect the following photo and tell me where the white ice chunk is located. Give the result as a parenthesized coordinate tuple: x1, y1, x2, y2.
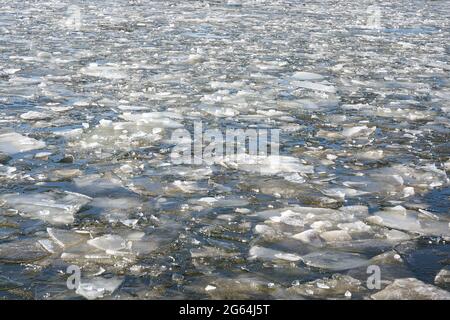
(292, 71, 324, 81)
(337, 221, 372, 233)
(295, 81, 336, 93)
(435, 269, 450, 287)
(0, 132, 46, 154)
(319, 230, 352, 242)
(87, 235, 128, 255)
(371, 278, 450, 300)
(20, 111, 51, 120)
(301, 251, 369, 271)
(368, 206, 450, 237)
(248, 246, 301, 262)
(223, 155, 313, 176)
(0, 191, 91, 225)
(292, 229, 323, 247)
(80, 63, 127, 80)
(0, 165, 16, 178)
(47, 228, 87, 248)
(342, 126, 376, 138)
(119, 112, 183, 128)
(76, 276, 123, 300)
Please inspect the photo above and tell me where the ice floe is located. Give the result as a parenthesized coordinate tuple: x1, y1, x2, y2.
(0, 191, 91, 225)
(371, 278, 450, 300)
(0, 132, 46, 154)
(0, 0, 449, 300)
(76, 276, 123, 300)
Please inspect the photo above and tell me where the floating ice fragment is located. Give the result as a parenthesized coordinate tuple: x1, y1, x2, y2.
(38, 239, 58, 253)
(80, 63, 127, 80)
(0, 164, 16, 178)
(0, 275, 22, 290)
(196, 197, 218, 205)
(270, 209, 306, 227)
(319, 230, 352, 243)
(20, 111, 51, 120)
(0, 132, 46, 154)
(292, 71, 324, 81)
(295, 81, 336, 93)
(288, 274, 363, 299)
(371, 278, 450, 300)
(341, 126, 376, 138)
(0, 239, 50, 263)
(187, 54, 204, 64)
(434, 269, 450, 288)
(190, 246, 237, 258)
(119, 112, 183, 128)
(356, 150, 384, 160)
(87, 235, 127, 255)
(255, 224, 279, 238)
(223, 155, 313, 176)
(76, 276, 123, 300)
(50, 168, 82, 181)
(205, 285, 217, 291)
(370, 250, 404, 265)
(368, 206, 450, 238)
(248, 246, 301, 262)
(0, 191, 91, 225)
(34, 151, 51, 160)
(337, 221, 372, 233)
(73, 174, 129, 197)
(322, 187, 369, 199)
(199, 105, 239, 117)
(284, 172, 306, 184)
(53, 127, 83, 139)
(2, 68, 20, 75)
(292, 230, 323, 247)
(300, 251, 369, 271)
(47, 228, 88, 248)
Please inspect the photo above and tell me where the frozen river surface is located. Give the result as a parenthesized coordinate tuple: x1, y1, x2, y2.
(0, 0, 449, 299)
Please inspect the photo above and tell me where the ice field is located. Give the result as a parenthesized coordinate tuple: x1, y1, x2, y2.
(0, 0, 449, 299)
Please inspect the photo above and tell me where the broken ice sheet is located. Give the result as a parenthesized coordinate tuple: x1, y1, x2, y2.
(60, 242, 119, 266)
(189, 196, 250, 208)
(20, 110, 52, 121)
(0, 164, 17, 179)
(87, 235, 129, 256)
(287, 274, 365, 299)
(0, 275, 23, 291)
(47, 228, 88, 249)
(79, 63, 127, 80)
(0, 239, 50, 263)
(0, 191, 91, 225)
(73, 174, 132, 197)
(371, 278, 450, 300)
(367, 205, 450, 238)
(248, 246, 301, 262)
(1, 0, 450, 300)
(86, 232, 159, 258)
(435, 268, 450, 289)
(191, 246, 239, 259)
(185, 274, 280, 300)
(0, 132, 46, 154)
(68, 117, 166, 158)
(222, 155, 314, 176)
(76, 276, 123, 300)
(86, 196, 143, 223)
(300, 251, 370, 271)
(119, 111, 183, 129)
